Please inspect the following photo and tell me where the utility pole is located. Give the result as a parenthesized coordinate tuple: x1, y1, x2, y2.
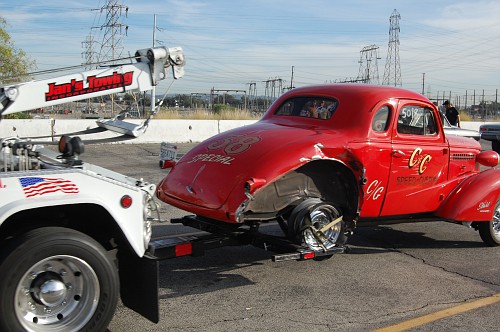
(151, 14, 157, 116)
(421, 73, 425, 95)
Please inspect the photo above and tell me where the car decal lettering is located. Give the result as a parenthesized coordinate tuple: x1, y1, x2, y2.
(187, 153, 235, 165)
(477, 201, 491, 212)
(396, 175, 437, 185)
(206, 135, 261, 155)
(366, 180, 384, 200)
(409, 147, 432, 174)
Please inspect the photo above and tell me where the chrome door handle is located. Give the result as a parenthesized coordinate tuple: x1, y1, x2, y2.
(392, 150, 406, 158)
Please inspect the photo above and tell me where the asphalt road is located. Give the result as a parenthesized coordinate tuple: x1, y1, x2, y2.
(80, 139, 500, 332)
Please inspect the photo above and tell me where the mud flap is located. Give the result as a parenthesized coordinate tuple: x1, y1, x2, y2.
(118, 251, 159, 323)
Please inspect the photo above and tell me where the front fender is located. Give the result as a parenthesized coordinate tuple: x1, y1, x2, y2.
(436, 169, 500, 222)
(0, 193, 147, 257)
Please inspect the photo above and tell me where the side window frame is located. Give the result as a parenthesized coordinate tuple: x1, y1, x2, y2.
(397, 105, 438, 136)
(274, 96, 338, 120)
(371, 105, 391, 133)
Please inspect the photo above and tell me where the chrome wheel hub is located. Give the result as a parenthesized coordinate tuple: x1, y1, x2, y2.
(303, 205, 342, 251)
(35, 277, 68, 307)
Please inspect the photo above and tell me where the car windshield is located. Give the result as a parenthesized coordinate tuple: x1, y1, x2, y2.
(274, 97, 338, 120)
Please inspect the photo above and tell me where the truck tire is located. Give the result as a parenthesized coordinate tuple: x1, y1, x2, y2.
(492, 141, 500, 154)
(478, 199, 500, 246)
(0, 227, 119, 332)
(287, 198, 347, 252)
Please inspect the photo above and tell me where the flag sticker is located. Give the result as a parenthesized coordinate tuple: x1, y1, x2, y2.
(19, 177, 79, 197)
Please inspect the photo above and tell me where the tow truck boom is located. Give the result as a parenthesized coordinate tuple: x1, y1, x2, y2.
(0, 46, 185, 115)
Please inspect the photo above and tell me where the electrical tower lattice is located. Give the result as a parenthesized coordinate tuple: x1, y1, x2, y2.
(92, 0, 129, 63)
(382, 9, 402, 87)
(357, 45, 381, 84)
(81, 35, 96, 70)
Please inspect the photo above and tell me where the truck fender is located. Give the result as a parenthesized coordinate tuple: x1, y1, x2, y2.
(436, 169, 500, 222)
(0, 194, 147, 257)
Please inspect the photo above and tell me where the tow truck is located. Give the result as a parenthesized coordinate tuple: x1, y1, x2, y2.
(0, 46, 185, 332)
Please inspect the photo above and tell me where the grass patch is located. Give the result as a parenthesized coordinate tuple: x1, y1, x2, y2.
(460, 112, 472, 121)
(154, 108, 262, 120)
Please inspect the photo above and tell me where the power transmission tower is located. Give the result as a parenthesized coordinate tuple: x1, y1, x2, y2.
(247, 82, 258, 110)
(357, 45, 381, 84)
(90, 0, 129, 115)
(263, 78, 283, 108)
(92, 0, 129, 63)
(382, 9, 402, 87)
(81, 35, 96, 69)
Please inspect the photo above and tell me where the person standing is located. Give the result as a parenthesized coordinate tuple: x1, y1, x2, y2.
(443, 100, 460, 127)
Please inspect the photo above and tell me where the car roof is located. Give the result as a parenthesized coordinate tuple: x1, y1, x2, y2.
(263, 84, 431, 132)
(282, 84, 426, 101)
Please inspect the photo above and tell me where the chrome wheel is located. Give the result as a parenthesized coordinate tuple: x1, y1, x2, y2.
(288, 198, 346, 252)
(16, 255, 99, 332)
(0, 227, 118, 332)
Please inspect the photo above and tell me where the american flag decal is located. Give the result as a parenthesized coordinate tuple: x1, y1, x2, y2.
(19, 177, 79, 198)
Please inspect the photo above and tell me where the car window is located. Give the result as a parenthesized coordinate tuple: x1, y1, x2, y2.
(372, 106, 391, 132)
(274, 97, 338, 120)
(397, 105, 437, 136)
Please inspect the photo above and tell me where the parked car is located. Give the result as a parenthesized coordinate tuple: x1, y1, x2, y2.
(479, 123, 500, 153)
(157, 84, 500, 252)
(441, 113, 481, 141)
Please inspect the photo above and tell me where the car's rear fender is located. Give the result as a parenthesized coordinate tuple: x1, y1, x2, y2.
(242, 159, 361, 223)
(435, 169, 500, 222)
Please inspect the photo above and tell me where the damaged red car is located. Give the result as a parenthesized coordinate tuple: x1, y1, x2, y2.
(157, 84, 500, 254)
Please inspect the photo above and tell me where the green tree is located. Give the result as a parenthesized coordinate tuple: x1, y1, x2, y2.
(0, 16, 36, 85)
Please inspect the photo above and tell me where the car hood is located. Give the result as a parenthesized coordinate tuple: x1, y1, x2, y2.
(157, 120, 338, 219)
(446, 133, 482, 149)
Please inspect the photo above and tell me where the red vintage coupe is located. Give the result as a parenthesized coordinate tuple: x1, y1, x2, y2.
(157, 84, 500, 252)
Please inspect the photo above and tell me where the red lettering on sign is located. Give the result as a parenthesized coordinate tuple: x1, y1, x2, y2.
(45, 71, 135, 101)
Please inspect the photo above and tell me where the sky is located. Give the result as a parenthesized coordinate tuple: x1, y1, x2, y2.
(1, 0, 500, 104)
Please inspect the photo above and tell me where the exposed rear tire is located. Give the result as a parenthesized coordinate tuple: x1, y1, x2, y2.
(0, 227, 119, 332)
(287, 198, 348, 252)
(478, 199, 500, 246)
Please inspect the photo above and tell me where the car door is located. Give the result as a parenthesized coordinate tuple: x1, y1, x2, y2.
(357, 102, 395, 218)
(380, 101, 449, 216)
